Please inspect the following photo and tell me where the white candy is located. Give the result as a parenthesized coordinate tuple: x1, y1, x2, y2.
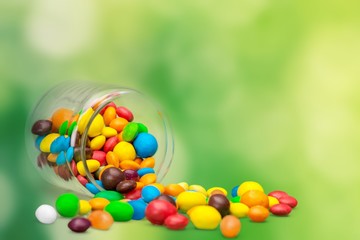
(35, 204, 57, 224)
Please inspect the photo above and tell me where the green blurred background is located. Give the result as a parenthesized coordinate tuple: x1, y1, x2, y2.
(1, 0, 360, 239)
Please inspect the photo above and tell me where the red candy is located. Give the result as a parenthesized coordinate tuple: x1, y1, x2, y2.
(270, 203, 292, 216)
(71, 160, 78, 176)
(92, 151, 107, 166)
(145, 200, 177, 225)
(279, 196, 298, 208)
(164, 214, 189, 230)
(76, 175, 88, 186)
(103, 136, 119, 153)
(99, 102, 116, 115)
(123, 188, 142, 200)
(116, 106, 134, 122)
(268, 190, 288, 200)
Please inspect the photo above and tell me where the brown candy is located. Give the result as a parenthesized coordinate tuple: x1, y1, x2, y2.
(208, 194, 230, 217)
(32, 120, 52, 136)
(100, 167, 125, 190)
(155, 194, 176, 207)
(116, 180, 137, 193)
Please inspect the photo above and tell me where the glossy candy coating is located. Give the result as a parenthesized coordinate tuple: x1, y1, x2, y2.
(35, 204, 57, 224)
(220, 215, 241, 238)
(145, 200, 177, 225)
(270, 203, 292, 216)
(32, 120, 52, 136)
(133, 133, 158, 158)
(104, 201, 134, 221)
(68, 217, 91, 233)
(55, 193, 79, 218)
(208, 194, 230, 217)
(164, 214, 189, 230)
(88, 210, 114, 230)
(100, 167, 125, 190)
(188, 206, 221, 230)
(176, 191, 207, 212)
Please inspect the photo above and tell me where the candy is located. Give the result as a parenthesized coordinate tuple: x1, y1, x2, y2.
(40, 133, 60, 152)
(35, 204, 57, 224)
(124, 188, 142, 200)
(92, 150, 107, 166)
(55, 193, 79, 217)
(56, 151, 66, 165)
(140, 157, 155, 168)
(237, 181, 264, 196)
(220, 215, 241, 238)
(120, 160, 140, 171)
(100, 167, 125, 190)
(240, 190, 269, 208)
(188, 205, 221, 230)
(51, 108, 73, 130)
(113, 142, 136, 161)
(32, 120, 52, 136)
(122, 122, 139, 142)
(176, 191, 207, 212)
(85, 180, 103, 194)
(66, 147, 74, 162)
(116, 106, 134, 122)
(128, 199, 147, 220)
(90, 135, 106, 150)
(104, 201, 134, 221)
(188, 185, 207, 196)
(207, 187, 228, 196)
(68, 121, 77, 136)
(59, 120, 68, 135)
(109, 117, 128, 132)
(94, 191, 124, 201)
(102, 127, 117, 138)
(231, 186, 239, 197)
(100, 102, 116, 115)
(208, 194, 230, 217)
(155, 194, 176, 207)
(103, 137, 119, 153)
(270, 203, 292, 216)
(268, 196, 280, 207)
(123, 169, 139, 181)
(248, 205, 269, 222)
(103, 107, 117, 126)
(141, 185, 161, 202)
(74, 147, 92, 162)
(68, 217, 91, 233)
(164, 213, 189, 230)
(79, 200, 91, 215)
(164, 184, 185, 197)
(279, 195, 298, 208)
(88, 114, 105, 137)
(133, 133, 158, 158)
(77, 160, 100, 176)
(50, 136, 68, 153)
(77, 175, 88, 186)
(145, 199, 177, 225)
(139, 173, 157, 185)
(116, 180, 137, 193)
(105, 151, 120, 167)
(229, 202, 249, 218)
(150, 183, 165, 193)
(89, 198, 110, 210)
(137, 168, 155, 177)
(230, 196, 241, 203)
(268, 190, 288, 200)
(137, 123, 148, 133)
(88, 210, 114, 230)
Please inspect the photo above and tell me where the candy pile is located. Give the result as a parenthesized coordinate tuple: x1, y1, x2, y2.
(32, 103, 298, 238)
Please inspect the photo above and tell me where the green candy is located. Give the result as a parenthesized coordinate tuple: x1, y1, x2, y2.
(231, 196, 241, 203)
(122, 122, 139, 142)
(137, 123, 148, 133)
(94, 191, 124, 201)
(67, 121, 77, 136)
(59, 120, 68, 135)
(55, 193, 79, 217)
(104, 201, 134, 221)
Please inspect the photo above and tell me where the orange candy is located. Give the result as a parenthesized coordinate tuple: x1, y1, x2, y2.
(135, 181, 145, 190)
(248, 205, 270, 222)
(139, 173, 157, 185)
(88, 210, 114, 230)
(103, 107, 116, 126)
(134, 157, 143, 165)
(51, 108, 74, 130)
(109, 118, 128, 132)
(210, 190, 226, 196)
(220, 215, 241, 238)
(140, 157, 155, 168)
(240, 190, 269, 208)
(119, 160, 140, 171)
(164, 184, 185, 197)
(106, 151, 120, 168)
(89, 198, 110, 210)
(150, 183, 165, 193)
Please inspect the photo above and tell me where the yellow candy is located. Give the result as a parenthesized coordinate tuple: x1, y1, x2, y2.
(90, 135, 106, 150)
(79, 200, 91, 215)
(113, 142, 136, 161)
(230, 202, 249, 218)
(78, 108, 93, 134)
(188, 185, 207, 196)
(39, 133, 60, 152)
(77, 160, 100, 176)
(207, 187, 228, 196)
(101, 127, 118, 138)
(268, 196, 279, 208)
(77, 108, 105, 137)
(178, 182, 189, 191)
(237, 181, 264, 196)
(176, 191, 207, 212)
(47, 153, 58, 163)
(89, 198, 110, 210)
(189, 206, 222, 230)
(149, 183, 165, 194)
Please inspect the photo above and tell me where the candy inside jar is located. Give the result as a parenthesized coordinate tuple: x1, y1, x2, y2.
(26, 82, 174, 196)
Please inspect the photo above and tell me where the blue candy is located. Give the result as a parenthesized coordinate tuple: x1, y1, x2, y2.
(133, 133, 158, 158)
(35, 135, 45, 150)
(137, 168, 155, 177)
(141, 185, 161, 203)
(128, 199, 147, 220)
(86, 180, 103, 194)
(56, 151, 66, 165)
(50, 136, 68, 153)
(66, 147, 74, 162)
(231, 185, 239, 197)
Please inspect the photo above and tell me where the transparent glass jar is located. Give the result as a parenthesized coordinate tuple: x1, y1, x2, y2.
(26, 82, 174, 196)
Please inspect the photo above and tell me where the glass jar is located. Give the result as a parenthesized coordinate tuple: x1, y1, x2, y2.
(26, 82, 174, 196)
